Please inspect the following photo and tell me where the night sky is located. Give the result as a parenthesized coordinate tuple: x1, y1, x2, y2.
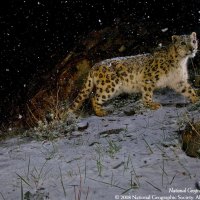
(0, 0, 200, 122)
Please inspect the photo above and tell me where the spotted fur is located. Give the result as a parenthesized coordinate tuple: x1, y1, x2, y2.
(68, 32, 198, 116)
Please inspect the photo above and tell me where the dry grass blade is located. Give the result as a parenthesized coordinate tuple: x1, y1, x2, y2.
(170, 173, 177, 185)
(88, 177, 126, 190)
(142, 137, 153, 154)
(20, 179, 24, 200)
(59, 166, 67, 198)
(0, 192, 6, 200)
(16, 173, 32, 188)
(145, 181, 162, 192)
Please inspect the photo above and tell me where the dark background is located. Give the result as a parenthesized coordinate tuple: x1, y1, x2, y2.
(1, 0, 200, 123)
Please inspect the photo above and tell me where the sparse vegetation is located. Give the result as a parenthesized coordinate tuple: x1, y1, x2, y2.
(22, 112, 78, 140)
(106, 139, 121, 158)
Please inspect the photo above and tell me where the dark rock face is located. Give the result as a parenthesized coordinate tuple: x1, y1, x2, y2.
(0, 0, 200, 126)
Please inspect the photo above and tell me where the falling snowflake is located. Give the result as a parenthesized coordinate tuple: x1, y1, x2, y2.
(161, 28, 168, 32)
(98, 19, 102, 25)
(18, 114, 23, 119)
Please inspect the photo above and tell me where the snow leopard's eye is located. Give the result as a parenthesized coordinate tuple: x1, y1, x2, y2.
(180, 41, 186, 46)
(192, 40, 197, 44)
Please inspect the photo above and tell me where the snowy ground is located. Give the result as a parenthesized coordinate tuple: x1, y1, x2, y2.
(0, 90, 200, 200)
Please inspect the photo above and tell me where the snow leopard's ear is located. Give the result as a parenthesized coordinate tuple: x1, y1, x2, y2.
(190, 32, 196, 39)
(171, 35, 179, 43)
